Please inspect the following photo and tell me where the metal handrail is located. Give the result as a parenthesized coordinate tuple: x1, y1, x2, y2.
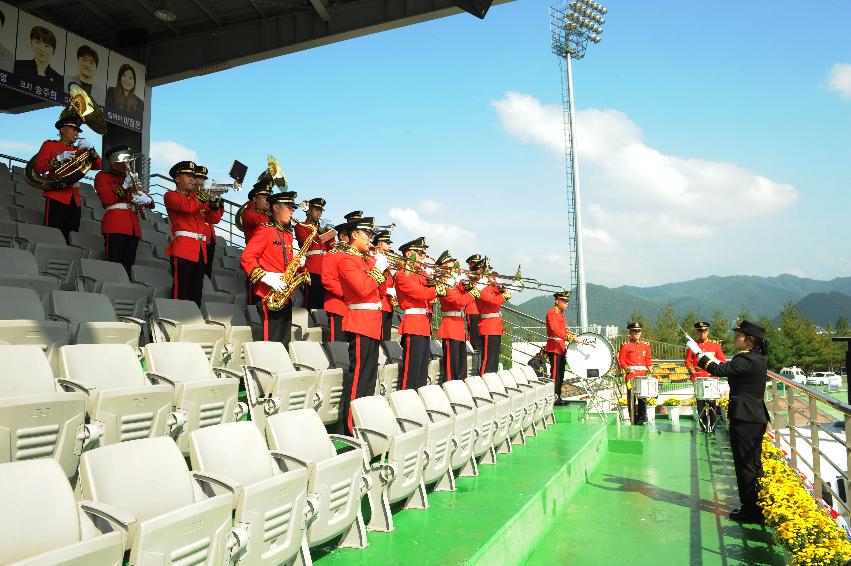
(766, 369, 851, 517)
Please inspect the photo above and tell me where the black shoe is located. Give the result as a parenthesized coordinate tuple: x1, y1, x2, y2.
(555, 398, 568, 406)
(728, 508, 763, 523)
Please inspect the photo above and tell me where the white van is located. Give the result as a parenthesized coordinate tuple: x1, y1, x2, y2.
(780, 366, 808, 385)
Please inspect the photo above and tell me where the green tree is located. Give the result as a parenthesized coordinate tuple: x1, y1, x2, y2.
(771, 302, 826, 372)
(711, 309, 733, 354)
(681, 311, 700, 335)
(654, 303, 680, 344)
(628, 310, 652, 340)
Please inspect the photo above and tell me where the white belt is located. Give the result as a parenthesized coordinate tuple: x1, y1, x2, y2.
(480, 312, 501, 319)
(305, 250, 325, 257)
(174, 230, 206, 241)
(348, 302, 381, 310)
(442, 311, 463, 317)
(630, 365, 648, 371)
(105, 203, 130, 211)
(404, 308, 428, 315)
(548, 335, 565, 341)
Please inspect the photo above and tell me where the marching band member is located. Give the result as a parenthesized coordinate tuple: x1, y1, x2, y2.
(337, 216, 388, 433)
(34, 106, 102, 243)
(685, 321, 726, 432)
(344, 210, 363, 222)
(545, 291, 581, 405)
(436, 250, 479, 381)
(395, 237, 446, 390)
(164, 161, 209, 306)
(618, 322, 653, 425)
(322, 223, 352, 342)
(194, 165, 224, 279)
(240, 182, 272, 244)
(295, 197, 333, 310)
(240, 191, 299, 348)
(373, 230, 396, 341)
(93, 145, 153, 276)
(690, 320, 769, 523)
(465, 254, 484, 355)
(473, 261, 511, 375)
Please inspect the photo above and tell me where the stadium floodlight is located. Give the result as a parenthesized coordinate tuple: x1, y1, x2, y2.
(549, 0, 607, 331)
(153, 0, 177, 22)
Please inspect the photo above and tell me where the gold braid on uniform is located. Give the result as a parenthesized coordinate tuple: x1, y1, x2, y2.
(502, 289, 512, 300)
(369, 268, 386, 284)
(249, 267, 267, 285)
(435, 283, 447, 297)
(469, 287, 481, 299)
(698, 356, 711, 370)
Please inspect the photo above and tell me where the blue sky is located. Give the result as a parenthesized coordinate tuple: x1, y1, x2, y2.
(2, 0, 850, 292)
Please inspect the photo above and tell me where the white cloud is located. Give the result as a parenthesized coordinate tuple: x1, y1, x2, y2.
(492, 92, 799, 286)
(827, 63, 851, 100)
(0, 140, 37, 154)
(417, 199, 443, 213)
(387, 207, 478, 257)
(149, 140, 198, 172)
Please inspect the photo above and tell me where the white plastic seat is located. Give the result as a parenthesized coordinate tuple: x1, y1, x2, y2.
(0, 459, 124, 565)
(212, 273, 247, 305)
(419, 384, 477, 477)
(266, 409, 371, 550)
(144, 342, 244, 454)
(68, 259, 147, 318)
(15, 224, 83, 281)
(60, 344, 174, 446)
(288, 341, 344, 425)
(150, 298, 226, 365)
(13, 192, 45, 212)
(79, 437, 238, 565)
(0, 345, 89, 477)
(13, 207, 44, 226)
(511, 366, 549, 430)
(291, 308, 322, 342)
(444, 379, 497, 465)
(189, 422, 311, 566)
(496, 369, 535, 439)
(474, 374, 515, 452)
(376, 347, 399, 398)
(0, 219, 17, 247)
(0, 247, 60, 297)
(520, 364, 556, 425)
(242, 341, 319, 433)
(68, 231, 106, 260)
(203, 276, 234, 304)
(130, 264, 171, 300)
(201, 301, 254, 370)
(389, 389, 455, 491)
(426, 359, 440, 385)
(351, 395, 428, 532)
(45, 291, 142, 349)
(0, 286, 69, 373)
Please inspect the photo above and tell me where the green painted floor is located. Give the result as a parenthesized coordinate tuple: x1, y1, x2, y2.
(313, 410, 604, 566)
(522, 418, 788, 566)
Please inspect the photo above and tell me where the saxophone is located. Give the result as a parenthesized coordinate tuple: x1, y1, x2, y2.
(265, 221, 317, 311)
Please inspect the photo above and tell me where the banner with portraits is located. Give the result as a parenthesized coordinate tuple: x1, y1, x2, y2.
(0, 1, 145, 133)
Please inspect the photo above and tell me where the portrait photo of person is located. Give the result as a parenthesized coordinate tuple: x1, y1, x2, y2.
(64, 34, 107, 105)
(0, 1, 18, 72)
(106, 58, 144, 120)
(13, 12, 65, 87)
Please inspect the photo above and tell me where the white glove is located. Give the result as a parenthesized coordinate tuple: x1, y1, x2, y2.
(57, 150, 76, 161)
(424, 266, 434, 276)
(298, 256, 306, 268)
(386, 287, 396, 297)
(373, 253, 389, 273)
(131, 192, 153, 206)
(77, 138, 93, 151)
(122, 175, 134, 189)
(261, 272, 286, 292)
(686, 339, 703, 356)
(475, 282, 486, 292)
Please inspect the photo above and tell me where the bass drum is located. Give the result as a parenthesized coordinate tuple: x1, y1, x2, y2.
(564, 332, 615, 378)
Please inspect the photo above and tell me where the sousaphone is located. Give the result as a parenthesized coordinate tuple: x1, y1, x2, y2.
(235, 155, 286, 232)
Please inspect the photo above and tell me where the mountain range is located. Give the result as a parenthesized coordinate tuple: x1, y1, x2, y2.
(514, 274, 851, 327)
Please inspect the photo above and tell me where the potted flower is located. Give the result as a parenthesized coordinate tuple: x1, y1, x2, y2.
(645, 397, 657, 425)
(663, 397, 681, 425)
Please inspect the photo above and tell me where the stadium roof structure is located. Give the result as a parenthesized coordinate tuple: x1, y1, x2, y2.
(5, 0, 510, 88)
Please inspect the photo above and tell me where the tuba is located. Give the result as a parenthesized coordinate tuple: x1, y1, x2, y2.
(25, 83, 106, 191)
(265, 222, 317, 310)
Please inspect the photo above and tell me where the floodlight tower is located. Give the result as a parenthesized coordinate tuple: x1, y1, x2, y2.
(550, 0, 606, 331)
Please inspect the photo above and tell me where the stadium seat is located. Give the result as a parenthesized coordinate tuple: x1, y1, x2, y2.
(66, 259, 148, 318)
(323, 340, 351, 378)
(0, 286, 69, 373)
(188, 422, 311, 566)
(242, 341, 319, 433)
(376, 346, 399, 398)
(429, 340, 443, 360)
(212, 273, 247, 304)
(418, 384, 477, 477)
(0, 459, 124, 565)
(217, 254, 241, 271)
(309, 309, 330, 341)
(389, 389, 455, 492)
(131, 264, 171, 300)
(202, 275, 234, 304)
(292, 307, 322, 342)
(466, 375, 512, 455)
(0, 247, 60, 296)
(68, 231, 106, 260)
(149, 298, 226, 364)
(78, 437, 239, 564)
(0, 205, 12, 221)
(15, 224, 83, 280)
(45, 291, 143, 349)
(89, 206, 104, 221)
(351, 395, 428, 532)
(0, 345, 89, 477)
(288, 341, 344, 425)
(499, 369, 537, 436)
(443, 380, 497, 465)
(134, 241, 171, 269)
(141, 230, 169, 257)
(508, 367, 547, 432)
(152, 220, 171, 234)
(0, 219, 16, 247)
(519, 364, 556, 426)
(13, 206, 44, 225)
(381, 340, 403, 365)
(143, 342, 244, 454)
(488, 371, 529, 444)
(13, 192, 45, 212)
(59, 344, 174, 446)
(201, 301, 255, 369)
(427, 359, 441, 385)
(78, 218, 101, 235)
(266, 409, 370, 550)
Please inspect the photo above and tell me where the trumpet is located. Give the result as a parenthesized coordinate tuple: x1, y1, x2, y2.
(374, 222, 396, 232)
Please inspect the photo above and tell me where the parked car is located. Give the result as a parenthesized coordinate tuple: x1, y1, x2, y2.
(808, 371, 842, 388)
(780, 366, 808, 385)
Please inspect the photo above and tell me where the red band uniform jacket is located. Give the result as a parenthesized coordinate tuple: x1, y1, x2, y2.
(475, 285, 506, 336)
(322, 245, 347, 317)
(685, 339, 726, 379)
(295, 222, 331, 275)
(240, 222, 294, 299)
(395, 268, 437, 337)
(164, 189, 210, 262)
(618, 341, 652, 383)
(544, 307, 577, 355)
(378, 270, 395, 313)
(437, 284, 475, 341)
(241, 202, 270, 244)
(338, 250, 383, 340)
(93, 171, 147, 236)
(203, 201, 224, 245)
(34, 140, 103, 205)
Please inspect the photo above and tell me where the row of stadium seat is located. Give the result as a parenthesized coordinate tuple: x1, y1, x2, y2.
(0, 335, 553, 565)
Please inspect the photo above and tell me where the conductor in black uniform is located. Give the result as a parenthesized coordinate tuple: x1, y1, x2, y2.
(689, 320, 769, 523)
